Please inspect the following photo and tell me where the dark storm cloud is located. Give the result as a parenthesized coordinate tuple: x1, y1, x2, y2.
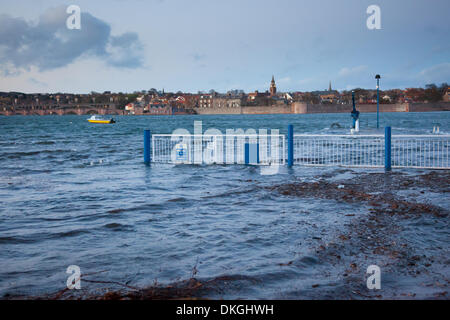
(0, 6, 143, 73)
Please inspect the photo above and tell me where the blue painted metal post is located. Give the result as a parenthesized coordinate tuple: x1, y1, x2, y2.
(245, 143, 259, 165)
(144, 129, 151, 165)
(385, 126, 391, 171)
(244, 143, 249, 165)
(256, 143, 260, 164)
(288, 124, 294, 167)
(376, 75, 380, 129)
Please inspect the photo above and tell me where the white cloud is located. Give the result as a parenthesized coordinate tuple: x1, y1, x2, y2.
(418, 63, 450, 83)
(278, 76, 291, 83)
(338, 65, 368, 77)
(298, 77, 317, 85)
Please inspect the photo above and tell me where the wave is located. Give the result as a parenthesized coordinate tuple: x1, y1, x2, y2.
(0, 228, 90, 244)
(3, 149, 75, 159)
(35, 141, 56, 145)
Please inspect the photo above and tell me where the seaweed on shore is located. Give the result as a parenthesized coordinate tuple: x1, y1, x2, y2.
(269, 169, 450, 299)
(40, 274, 257, 300)
(270, 171, 449, 218)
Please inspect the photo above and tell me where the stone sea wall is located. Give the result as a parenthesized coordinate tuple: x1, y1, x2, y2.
(194, 102, 450, 115)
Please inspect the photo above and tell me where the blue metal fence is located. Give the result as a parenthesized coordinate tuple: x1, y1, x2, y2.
(145, 126, 450, 170)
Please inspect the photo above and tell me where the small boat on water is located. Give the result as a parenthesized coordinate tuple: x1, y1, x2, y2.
(87, 115, 116, 124)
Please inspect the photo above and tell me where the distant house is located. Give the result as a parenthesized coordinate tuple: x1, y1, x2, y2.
(271, 95, 289, 105)
(146, 103, 171, 115)
(284, 93, 294, 102)
(175, 96, 186, 104)
(319, 93, 338, 104)
(125, 103, 144, 115)
(125, 103, 134, 111)
(444, 87, 450, 102)
(291, 92, 304, 101)
(199, 94, 212, 108)
(212, 97, 242, 108)
(248, 90, 267, 101)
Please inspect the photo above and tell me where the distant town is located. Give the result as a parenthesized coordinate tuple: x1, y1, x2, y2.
(1, 77, 449, 116)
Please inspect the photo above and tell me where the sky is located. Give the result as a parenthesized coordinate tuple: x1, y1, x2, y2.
(0, 0, 449, 93)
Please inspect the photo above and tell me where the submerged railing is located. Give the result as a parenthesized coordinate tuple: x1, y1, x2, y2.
(391, 135, 449, 169)
(144, 126, 450, 170)
(293, 134, 385, 168)
(151, 134, 285, 165)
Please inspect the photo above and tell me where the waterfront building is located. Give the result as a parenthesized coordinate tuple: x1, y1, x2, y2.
(444, 87, 450, 102)
(199, 94, 212, 108)
(248, 90, 267, 101)
(212, 97, 243, 108)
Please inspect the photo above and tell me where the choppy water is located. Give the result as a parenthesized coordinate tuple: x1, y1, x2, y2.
(0, 112, 449, 299)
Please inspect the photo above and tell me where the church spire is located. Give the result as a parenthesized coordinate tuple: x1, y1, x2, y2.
(270, 75, 276, 96)
(329, 81, 332, 92)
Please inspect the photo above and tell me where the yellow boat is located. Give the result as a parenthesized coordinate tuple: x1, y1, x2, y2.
(87, 115, 116, 124)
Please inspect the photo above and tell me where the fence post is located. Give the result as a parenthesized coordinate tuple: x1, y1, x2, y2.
(245, 143, 259, 165)
(288, 124, 294, 167)
(256, 143, 260, 164)
(245, 143, 249, 165)
(385, 126, 391, 171)
(144, 129, 151, 165)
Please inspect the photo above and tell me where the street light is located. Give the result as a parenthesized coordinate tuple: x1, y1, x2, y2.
(375, 74, 381, 129)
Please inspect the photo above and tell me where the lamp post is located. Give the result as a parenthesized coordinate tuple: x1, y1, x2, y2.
(375, 74, 381, 129)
